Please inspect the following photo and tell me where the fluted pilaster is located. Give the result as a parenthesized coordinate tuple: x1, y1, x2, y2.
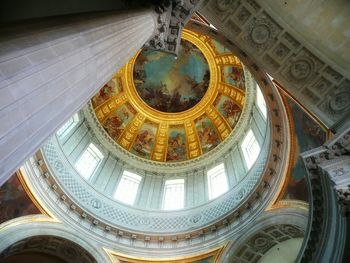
(0, 9, 158, 185)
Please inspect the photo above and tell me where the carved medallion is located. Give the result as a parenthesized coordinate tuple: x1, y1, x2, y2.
(330, 91, 350, 112)
(254, 236, 269, 249)
(290, 59, 311, 80)
(251, 24, 270, 44)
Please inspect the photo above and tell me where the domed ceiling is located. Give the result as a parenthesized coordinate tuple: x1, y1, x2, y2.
(91, 29, 246, 162)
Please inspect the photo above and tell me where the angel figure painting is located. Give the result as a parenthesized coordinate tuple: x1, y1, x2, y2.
(92, 77, 122, 108)
(223, 66, 245, 90)
(195, 116, 221, 154)
(215, 95, 241, 128)
(131, 122, 157, 159)
(103, 104, 134, 141)
(166, 126, 187, 161)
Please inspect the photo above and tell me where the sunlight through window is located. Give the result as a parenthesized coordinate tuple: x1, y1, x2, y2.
(208, 163, 228, 200)
(57, 113, 79, 137)
(75, 143, 103, 179)
(241, 130, 261, 170)
(163, 179, 185, 210)
(256, 85, 267, 119)
(114, 171, 142, 205)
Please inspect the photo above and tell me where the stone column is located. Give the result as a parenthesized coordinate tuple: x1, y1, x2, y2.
(300, 127, 349, 262)
(0, 9, 158, 186)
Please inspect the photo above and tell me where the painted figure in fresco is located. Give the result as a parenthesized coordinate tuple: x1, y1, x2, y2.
(0, 176, 40, 224)
(285, 176, 308, 202)
(103, 108, 130, 141)
(103, 116, 123, 140)
(92, 80, 117, 108)
(282, 98, 326, 202)
(133, 130, 153, 156)
(221, 100, 240, 118)
(225, 67, 245, 90)
(133, 39, 210, 113)
(167, 133, 186, 161)
(197, 122, 220, 151)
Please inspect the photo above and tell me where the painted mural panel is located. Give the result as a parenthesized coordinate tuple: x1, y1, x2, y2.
(0, 174, 41, 224)
(283, 97, 327, 202)
(215, 94, 241, 128)
(195, 115, 221, 154)
(222, 66, 245, 90)
(210, 39, 230, 54)
(131, 121, 158, 159)
(166, 125, 187, 162)
(103, 103, 135, 141)
(91, 77, 122, 108)
(133, 39, 210, 113)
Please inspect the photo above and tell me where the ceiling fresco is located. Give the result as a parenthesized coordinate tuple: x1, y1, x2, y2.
(92, 29, 246, 162)
(134, 39, 210, 113)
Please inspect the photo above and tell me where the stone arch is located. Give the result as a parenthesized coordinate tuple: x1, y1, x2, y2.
(0, 215, 110, 263)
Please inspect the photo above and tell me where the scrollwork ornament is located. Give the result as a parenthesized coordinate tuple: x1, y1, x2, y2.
(90, 198, 102, 209)
(235, 188, 246, 200)
(189, 214, 202, 224)
(54, 160, 64, 173)
(139, 217, 151, 226)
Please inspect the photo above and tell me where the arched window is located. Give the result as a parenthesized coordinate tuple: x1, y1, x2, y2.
(256, 85, 267, 119)
(75, 143, 103, 179)
(241, 129, 261, 170)
(162, 179, 185, 210)
(207, 163, 228, 200)
(114, 171, 142, 205)
(57, 113, 79, 137)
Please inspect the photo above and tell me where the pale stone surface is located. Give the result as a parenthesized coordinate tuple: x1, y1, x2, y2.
(0, 10, 158, 186)
(198, 1, 350, 129)
(262, 0, 350, 75)
(259, 238, 303, 263)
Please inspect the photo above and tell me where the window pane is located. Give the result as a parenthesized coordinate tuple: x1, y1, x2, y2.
(163, 179, 185, 210)
(114, 171, 142, 205)
(208, 163, 228, 200)
(75, 143, 103, 179)
(256, 86, 267, 119)
(57, 113, 79, 137)
(241, 130, 261, 170)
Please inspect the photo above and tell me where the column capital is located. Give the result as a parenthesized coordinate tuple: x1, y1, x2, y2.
(303, 128, 350, 216)
(144, 0, 202, 55)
